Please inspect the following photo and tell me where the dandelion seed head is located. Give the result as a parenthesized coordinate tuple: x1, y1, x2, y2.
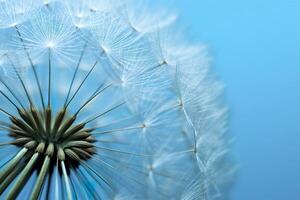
(0, 0, 235, 199)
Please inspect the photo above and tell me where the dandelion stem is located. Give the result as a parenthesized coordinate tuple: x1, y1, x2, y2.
(82, 162, 113, 191)
(45, 168, 52, 200)
(95, 146, 152, 157)
(14, 25, 45, 110)
(31, 106, 45, 136)
(94, 125, 143, 135)
(0, 79, 25, 109)
(85, 101, 126, 124)
(0, 107, 14, 118)
(61, 160, 73, 200)
(67, 172, 79, 200)
(150, 60, 167, 71)
(65, 61, 98, 108)
(18, 108, 38, 131)
(91, 156, 146, 188)
(74, 83, 111, 116)
(55, 159, 60, 200)
(76, 168, 101, 199)
(10, 116, 36, 137)
(29, 156, 50, 200)
(47, 49, 52, 107)
(45, 106, 52, 138)
(64, 43, 87, 107)
(0, 148, 28, 183)
(70, 179, 79, 200)
(0, 158, 25, 194)
(12, 64, 33, 106)
(6, 152, 39, 200)
(52, 108, 66, 138)
(56, 115, 76, 140)
(0, 90, 19, 110)
(182, 106, 198, 149)
(0, 142, 12, 147)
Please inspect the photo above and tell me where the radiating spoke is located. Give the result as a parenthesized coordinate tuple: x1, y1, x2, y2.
(0, 79, 25, 109)
(74, 83, 112, 116)
(95, 146, 152, 157)
(61, 160, 73, 200)
(94, 125, 143, 135)
(0, 156, 27, 195)
(85, 101, 126, 124)
(0, 148, 28, 183)
(29, 156, 51, 200)
(64, 43, 87, 107)
(65, 61, 98, 108)
(5, 54, 33, 107)
(14, 25, 45, 109)
(47, 49, 52, 107)
(6, 152, 39, 200)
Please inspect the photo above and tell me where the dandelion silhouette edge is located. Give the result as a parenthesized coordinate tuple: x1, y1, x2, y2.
(0, 0, 235, 199)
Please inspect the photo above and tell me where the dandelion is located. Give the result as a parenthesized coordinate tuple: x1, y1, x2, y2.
(0, 0, 235, 199)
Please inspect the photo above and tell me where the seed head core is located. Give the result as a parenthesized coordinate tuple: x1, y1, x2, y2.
(9, 106, 96, 165)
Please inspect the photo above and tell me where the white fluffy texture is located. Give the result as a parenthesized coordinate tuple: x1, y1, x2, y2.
(0, 0, 235, 199)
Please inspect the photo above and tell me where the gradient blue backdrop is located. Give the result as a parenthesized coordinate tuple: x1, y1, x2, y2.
(154, 1, 300, 199)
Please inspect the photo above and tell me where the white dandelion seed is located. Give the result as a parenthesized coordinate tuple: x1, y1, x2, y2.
(0, 0, 41, 28)
(10, 5, 83, 66)
(123, 0, 178, 33)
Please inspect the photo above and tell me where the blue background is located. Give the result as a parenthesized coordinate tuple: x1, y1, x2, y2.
(158, 1, 300, 200)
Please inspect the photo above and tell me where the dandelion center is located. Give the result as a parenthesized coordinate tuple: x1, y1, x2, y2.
(9, 106, 96, 164)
